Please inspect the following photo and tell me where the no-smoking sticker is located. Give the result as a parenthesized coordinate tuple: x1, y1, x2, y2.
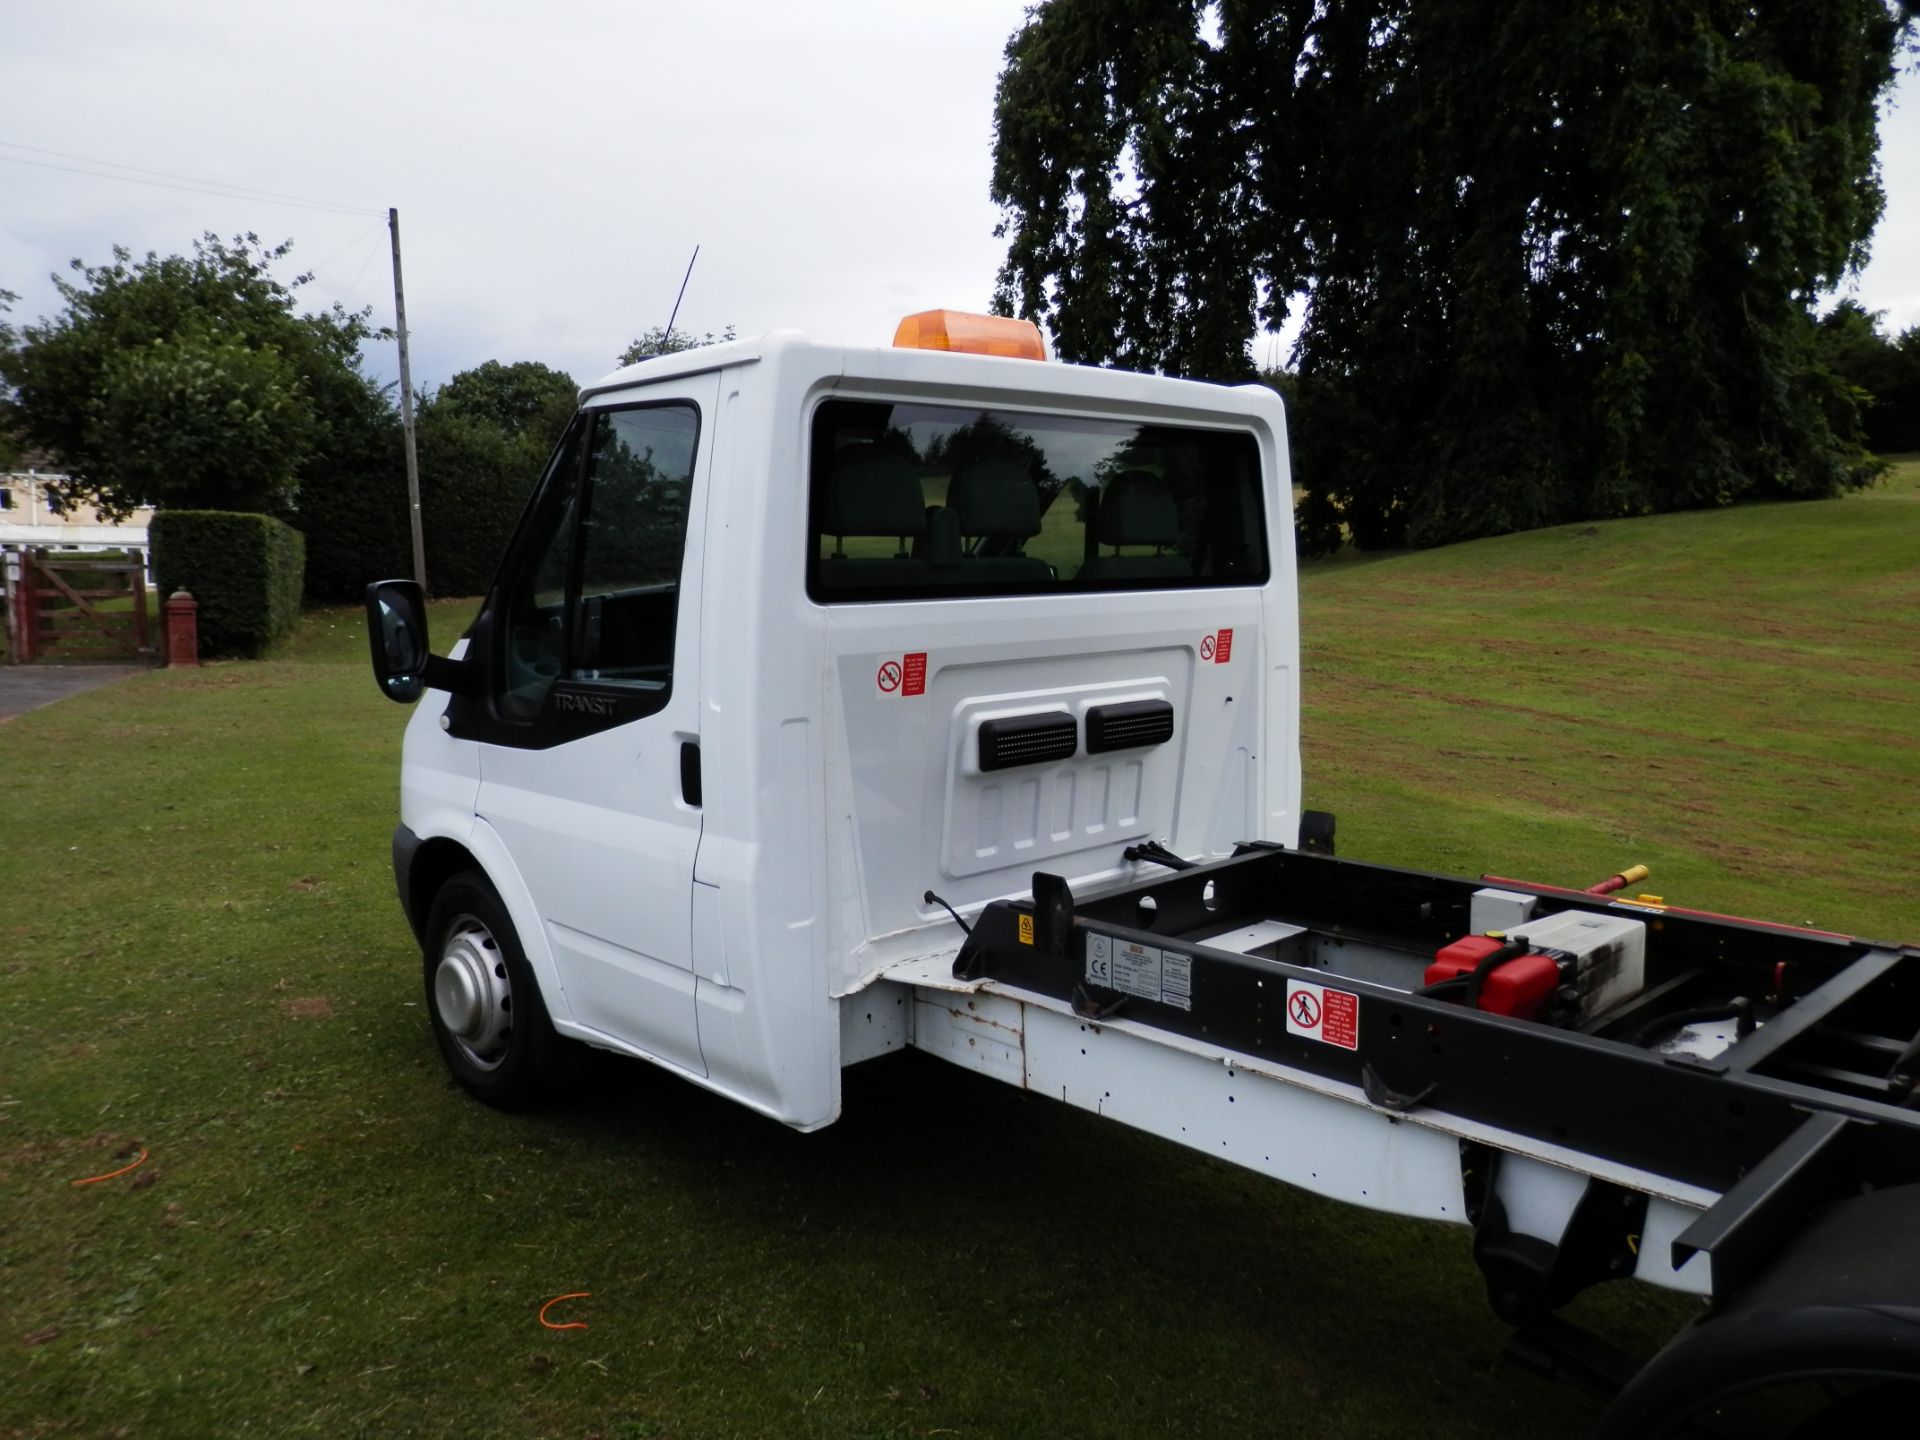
(1286, 979, 1359, 1049)
(876, 652, 929, 696)
(1199, 628, 1234, 664)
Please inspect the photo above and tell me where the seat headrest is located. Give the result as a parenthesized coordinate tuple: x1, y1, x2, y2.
(823, 443, 926, 537)
(1096, 470, 1182, 548)
(948, 457, 1041, 539)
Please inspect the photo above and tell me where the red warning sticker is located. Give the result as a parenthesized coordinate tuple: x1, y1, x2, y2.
(901, 652, 927, 696)
(1285, 980, 1359, 1050)
(1214, 628, 1233, 664)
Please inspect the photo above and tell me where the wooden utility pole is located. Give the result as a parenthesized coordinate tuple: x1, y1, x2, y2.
(389, 207, 426, 589)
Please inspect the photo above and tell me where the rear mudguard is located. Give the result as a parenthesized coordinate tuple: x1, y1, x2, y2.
(1597, 1182, 1920, 1437)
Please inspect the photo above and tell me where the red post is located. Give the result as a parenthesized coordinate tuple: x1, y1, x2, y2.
(165, 589, 199, 667)
(17, 554, 39, 664)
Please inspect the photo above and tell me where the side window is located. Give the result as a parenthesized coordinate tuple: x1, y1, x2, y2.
(495, 402, 701, 724)
(573, 407, 699, 683)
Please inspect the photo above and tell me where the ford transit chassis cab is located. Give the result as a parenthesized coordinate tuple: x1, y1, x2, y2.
(367, 319, 1920, 1434)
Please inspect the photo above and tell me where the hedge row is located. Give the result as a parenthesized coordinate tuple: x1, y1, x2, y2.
(286, 384, 412, 604)
(415, 408, 544, 597)
(287, 403, 542, 603)
(151, 510, 306, 658)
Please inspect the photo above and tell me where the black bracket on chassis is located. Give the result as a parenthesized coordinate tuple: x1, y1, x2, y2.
(951, 846, 1920, 1415)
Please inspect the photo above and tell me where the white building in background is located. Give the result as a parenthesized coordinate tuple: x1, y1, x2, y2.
(0, 471, 153, 551)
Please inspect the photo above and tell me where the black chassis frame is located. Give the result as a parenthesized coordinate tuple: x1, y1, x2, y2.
(952, 844, 1920, 1308)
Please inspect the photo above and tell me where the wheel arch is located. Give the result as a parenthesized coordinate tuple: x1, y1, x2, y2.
(1596, 1181, 1920, 1438)
(403, 822, 572, 1030)
(406, 836, 479, 945)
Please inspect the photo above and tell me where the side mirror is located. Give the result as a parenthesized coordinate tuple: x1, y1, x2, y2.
(366, 580, 430, 704)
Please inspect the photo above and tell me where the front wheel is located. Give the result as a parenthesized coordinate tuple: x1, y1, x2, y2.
(423, 869, 576, 1108)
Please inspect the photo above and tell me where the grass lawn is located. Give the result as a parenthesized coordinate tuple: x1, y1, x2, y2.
(2, 463, 1916, 1439)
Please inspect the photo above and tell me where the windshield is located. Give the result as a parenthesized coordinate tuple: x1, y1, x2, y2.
(807, 398, 1268, 601)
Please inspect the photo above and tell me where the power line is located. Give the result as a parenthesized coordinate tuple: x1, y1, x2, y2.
(0, 138, 381, 214)
(0, 143, 381, 218)
(311, 218, 390, 276)
(338, 227, 388, 311)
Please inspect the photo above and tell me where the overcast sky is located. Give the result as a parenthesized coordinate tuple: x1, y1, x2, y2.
(5, 1, 1917, 396)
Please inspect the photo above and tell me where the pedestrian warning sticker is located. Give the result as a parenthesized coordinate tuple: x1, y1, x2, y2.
(1086, 932, 1192, 1011)
(1286, 980, 1359, 1049)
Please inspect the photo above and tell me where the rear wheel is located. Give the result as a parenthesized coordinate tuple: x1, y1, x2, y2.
(1596, 1184, 1920, 1439)
(423, 869, 576, 1108)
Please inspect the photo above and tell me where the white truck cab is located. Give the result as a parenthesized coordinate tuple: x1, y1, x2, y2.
(370, 316, 1298, 1128)
(368, 315, 1920, 1430)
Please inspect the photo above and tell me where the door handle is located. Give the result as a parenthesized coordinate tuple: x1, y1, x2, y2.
(680, 740, 702, 808)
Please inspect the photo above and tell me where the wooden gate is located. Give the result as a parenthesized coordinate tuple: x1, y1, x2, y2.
(2, 548, 154, 664)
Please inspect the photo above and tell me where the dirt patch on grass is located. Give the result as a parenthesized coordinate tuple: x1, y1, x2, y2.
(282, 996, 333, 1020)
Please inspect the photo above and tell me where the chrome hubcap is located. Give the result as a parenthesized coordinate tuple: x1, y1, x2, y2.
(434, 918, 512, 1070)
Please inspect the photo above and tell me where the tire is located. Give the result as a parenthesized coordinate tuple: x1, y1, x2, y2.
(1596, 1183, 1920, 1440)
(1785, 1381, 1920, 1437)
(422, 869, 577, 1109)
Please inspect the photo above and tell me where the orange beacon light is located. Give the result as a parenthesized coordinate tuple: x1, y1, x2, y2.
(892, 309, 1047, 360)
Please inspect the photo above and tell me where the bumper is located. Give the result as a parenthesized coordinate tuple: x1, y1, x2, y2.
(392, 823, 424, 940)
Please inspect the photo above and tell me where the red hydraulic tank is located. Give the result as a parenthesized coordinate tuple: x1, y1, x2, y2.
(1426, 935, 1560, 1021)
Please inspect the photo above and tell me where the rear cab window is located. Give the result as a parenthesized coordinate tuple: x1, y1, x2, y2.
(807, 398, 1268, 601)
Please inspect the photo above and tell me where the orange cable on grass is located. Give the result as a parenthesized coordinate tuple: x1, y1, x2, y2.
(71, 1147, 148, 1186)
(538, 1292, 591, 1331)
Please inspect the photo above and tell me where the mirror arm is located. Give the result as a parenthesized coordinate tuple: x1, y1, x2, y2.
(423, 653, 476, 697)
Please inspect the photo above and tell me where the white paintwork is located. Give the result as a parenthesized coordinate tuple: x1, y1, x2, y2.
(901, 968, 1717, 1296)
(1203, 918, 1311, 959)
(0, 524, 151, 551)
(400, 331, 1297, 1132)
(1638, 1195, 1714, 1294)
(1493, 1153, 1591, 1244)
(391, 328, 1719, 1303)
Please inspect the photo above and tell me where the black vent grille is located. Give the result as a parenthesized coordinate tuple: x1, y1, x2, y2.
(979, 712, 1078, 772)
(1086, 700, 1175, 755)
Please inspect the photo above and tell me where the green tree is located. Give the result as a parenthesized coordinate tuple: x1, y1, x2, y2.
(435, 358, 577, 444)
(616, 325, 736, 367)
(1813, 300, 1920, 454)
(0, 288, 22, 471)
(992, 1, 1911, 552)
(287, 367, 407, 604)
(412, 400, 536, 596)
(405, 358, 586, 597)
(1, 233, 387, 518)
(92, 332, 317, 511)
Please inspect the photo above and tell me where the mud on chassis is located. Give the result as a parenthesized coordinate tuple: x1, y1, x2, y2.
(943, 839, 1920, 1437)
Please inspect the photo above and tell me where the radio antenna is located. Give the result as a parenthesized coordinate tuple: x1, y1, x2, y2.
(665, 244, 700, 339)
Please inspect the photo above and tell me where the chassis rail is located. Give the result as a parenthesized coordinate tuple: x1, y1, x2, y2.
(952, 846, 1920, 1303)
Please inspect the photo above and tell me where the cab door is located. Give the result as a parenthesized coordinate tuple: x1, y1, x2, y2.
(467, 375, 719, 1076)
